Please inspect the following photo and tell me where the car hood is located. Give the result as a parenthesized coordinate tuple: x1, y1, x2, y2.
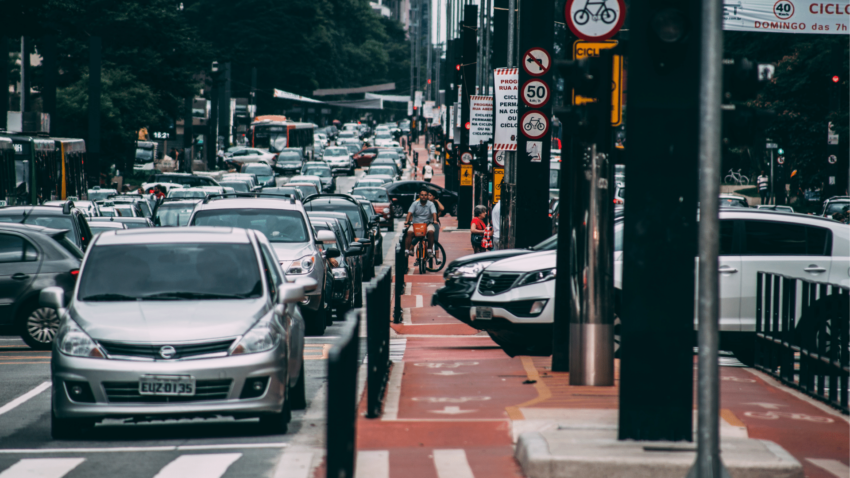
(71, 299, 267, 343)
(271, 242, 314, 261)
(486, 250, 557, 272)
(447, 248, 534, 270)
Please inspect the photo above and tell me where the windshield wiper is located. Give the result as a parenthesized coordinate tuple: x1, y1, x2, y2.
(82, 293, 139, 301)
(141, 291, 246, 300)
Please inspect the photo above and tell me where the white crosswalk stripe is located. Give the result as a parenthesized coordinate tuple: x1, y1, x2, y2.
(354, 450, 389, 478)
(0, 458, 84, 478)
(433, 449, 475, 478)
(153, 453, 242, 478)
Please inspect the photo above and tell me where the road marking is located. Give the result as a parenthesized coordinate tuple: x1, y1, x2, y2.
(433, 370, 466, 376)
(382, 362, 405, 421)
(506, 356, 552, 420)
(0, 443, 287, 454)
(744, 368, 850, 424)
(153, 453, 241, 478)
(354, 450, 389, 478)
(405, 283, 412, 295)
(429, 406, 476, 415)
(413, 362, 479, 369)
(415, 295, 423, 308)
(273, 452, 314, 478)
(0, 458, 85, 478)
(745, 402, 786, 410)
(303, 344, 331, 360)
(0, 355, 51, 359)
(743, 411, 834, 423)
(412, 397, 491, 403)
(720, 409, 746, 428)
(721, 376, 755, 383)
(806, 458, 850, 478)
(0, 362, 51, 365)
(433, 449, 475, 478)
(0, 382, 51, 418)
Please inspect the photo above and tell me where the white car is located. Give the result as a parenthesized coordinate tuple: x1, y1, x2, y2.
(374, 133, 394, 147)
(322, 146, 355, 176)
(227, 147, 277, 166)
(315, 133, 329, 147)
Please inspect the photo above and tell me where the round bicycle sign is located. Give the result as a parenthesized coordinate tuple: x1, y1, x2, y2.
(565, 0, 626, 42)
(828, 154, 837, 164)
(520, 111, 549, 140)
(522, 48, 551, 77)
(521, 79, 550, 108)
(494, 151, 506, 167)
(460, 152, 474, 164)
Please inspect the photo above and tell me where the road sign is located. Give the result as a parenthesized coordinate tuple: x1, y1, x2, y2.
(522, 48, 551, 77)
(828, 154, 837, 164)
(572, 40, 622, 126)
(521, 79, 550, 108)
(494, 68, 519, 151)
(777, 156, 785, 164)
(565, 0, 626, 42)
(460, 164, 473, 186)
(460, 151, 474, 164)
(765, 142, 778, 149)
(494, 150, 506, 167)
(520, 110, 549, 140)
(493, 167, 504, 202)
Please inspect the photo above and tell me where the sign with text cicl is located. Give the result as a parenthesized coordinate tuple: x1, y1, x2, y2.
(723, 0, 850, 34)
(494, 68, 519, 151)
(469, 95, 494, 145)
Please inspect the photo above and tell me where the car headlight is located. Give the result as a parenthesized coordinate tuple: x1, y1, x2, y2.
(286, 255, 316, 274)
(231, 315, 279, 355)
(382, 208, 390, 214)
(57, 320, 105, 358)
(517, 268, 557, 287)
(447, 261, 493, 279)
(332, 268, 347, 279)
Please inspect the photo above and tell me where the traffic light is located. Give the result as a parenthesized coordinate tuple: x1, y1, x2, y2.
(832, 75, 840, 83)
(554, 53, 614, 142)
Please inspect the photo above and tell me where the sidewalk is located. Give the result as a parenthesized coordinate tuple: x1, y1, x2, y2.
(345, 137, 849, 478)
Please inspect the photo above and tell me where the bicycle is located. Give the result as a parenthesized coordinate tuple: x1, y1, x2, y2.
(573, 0, 617, 25)
(524, 116, 546, 131)
(404, 223, 446, 274)
(724, 168, 750, 185)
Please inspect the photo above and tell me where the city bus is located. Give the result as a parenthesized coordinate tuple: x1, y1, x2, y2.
(248, 115, 316, 159)
(0, 137, 14, 204)
(54, 138, 87, 200)
(0, 134, 86, 205)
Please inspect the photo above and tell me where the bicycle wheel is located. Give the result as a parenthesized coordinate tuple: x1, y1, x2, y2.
(741, 176, 749, 185)
(426, 242, 447, 273)
(601, 7, 616, 23)
(724, 175, 735, 185)
(574, 9, 590, 25)
(418, 245, 427, 274)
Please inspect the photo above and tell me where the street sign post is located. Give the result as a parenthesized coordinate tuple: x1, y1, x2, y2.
(493, 167, 504, 202)
(565, 0, 626, 41)
(494, 150, 506, 167)
(494, 68, 519, 151)
(520, 110, 549, 140)
(460, 164, 473, 186)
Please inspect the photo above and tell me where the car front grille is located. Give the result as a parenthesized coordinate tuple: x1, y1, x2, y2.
(474, 300, 544, 317)
(102, 379, 232, 403)
(478, 272, 520, 296)
(98, 340, 235, 360)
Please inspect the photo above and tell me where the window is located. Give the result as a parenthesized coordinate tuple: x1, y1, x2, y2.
(742, 221, 830, 256)
(719, 220, 734, 256)
(192, 209, 309, 243)
(260, 245, 282, 293)
(0, 234, 27, 263)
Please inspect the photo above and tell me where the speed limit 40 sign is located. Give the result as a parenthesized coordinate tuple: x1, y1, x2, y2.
(521, 79, 550, 108)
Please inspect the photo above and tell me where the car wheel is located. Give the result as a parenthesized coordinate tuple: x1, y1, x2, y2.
(392, 204, 404, 218)
(304, 307, 327, 336)
(20, 304, 60, 350)
(258, 394, 291, 435)
(290, 361, 307, 410)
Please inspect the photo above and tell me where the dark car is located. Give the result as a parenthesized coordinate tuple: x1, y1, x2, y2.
(242, 163, 277, 187)
(89, 216, 153, 229)
(432, 235, 558, 328)
(300, 162, 336, 193)
(352, 147, 398, 168)
(369, 156, 402, 177)
(287, 182, 321, 199)
(274, 150, 304, 175)
(262, 186, 305, 201)
(310, 218, 364, 317)
(0, 224, 83, 349)
(354, 198, 383, 264)
(302, 195, 377, 280)
(385, 180, 459, 217)
(148, 173, 220, 187)
(352, 187, 394, 231)
(307, 212, 364, 307)
(0, 202, 93, 251)
(152, 198, 201, 227)
(219, 180, 253, 193)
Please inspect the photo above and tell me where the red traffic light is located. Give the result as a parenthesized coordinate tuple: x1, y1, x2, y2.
(832, 75, 840, 83)
(456, 64, 461, 71)
(465, 122, 470, 130)
(427, 79, 431, 84)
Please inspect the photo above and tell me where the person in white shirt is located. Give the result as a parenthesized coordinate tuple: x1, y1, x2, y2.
(423, 161, 434, 183)
(491, 201, 500, 249)
(757, 171, 769, 204)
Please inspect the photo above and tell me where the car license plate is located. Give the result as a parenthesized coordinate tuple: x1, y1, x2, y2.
(139, 375, 195, 396)
(475, 306, 493, 321)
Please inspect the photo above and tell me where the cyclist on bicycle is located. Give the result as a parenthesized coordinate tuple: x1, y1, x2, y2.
(427, 190, 444, 262)
(404, 188, 437, 258)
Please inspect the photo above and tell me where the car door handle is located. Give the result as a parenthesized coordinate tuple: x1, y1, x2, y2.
(804, 266, 827, 273)
(718, 266, 738, 273)
(11, 273, 29, 281)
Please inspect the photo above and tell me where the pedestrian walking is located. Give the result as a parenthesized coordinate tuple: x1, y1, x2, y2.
(471, 205, 488, 253)
(423, 161, 433, 183)
(757, 170, 769, 204)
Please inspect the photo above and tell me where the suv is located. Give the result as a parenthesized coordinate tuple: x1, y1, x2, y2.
(0, 224, 83, 349)
(148, 173, 220, 188)
(302, 195, 378, 280)
(188, 196, 337, 335)
(821, 196, 849, 218)
(46, 228, 308, 438)
(0, 202, 93, 251)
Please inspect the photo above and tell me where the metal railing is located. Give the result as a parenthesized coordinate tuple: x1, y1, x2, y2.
(366, 266, 392, 418)
(755, 272, 850, 414)
(326, 308, 360, 478)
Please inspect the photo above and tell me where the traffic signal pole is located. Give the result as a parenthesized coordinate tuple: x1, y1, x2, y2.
(457, 4, 477, 229)
(499, 0, 517, 249)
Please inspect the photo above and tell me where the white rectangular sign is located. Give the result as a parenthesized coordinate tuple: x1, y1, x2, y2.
(469, 95, 494, 145)
(414, 91, 423, 107)
(423, 101, 435, 119)
(407, 100, 413, 116)
(723, 0, 850, 34)
(449, 106, 454, 139)
(494, 68, 519, 151)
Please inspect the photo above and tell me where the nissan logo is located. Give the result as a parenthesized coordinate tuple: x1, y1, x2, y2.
(159, 346, 176, 359)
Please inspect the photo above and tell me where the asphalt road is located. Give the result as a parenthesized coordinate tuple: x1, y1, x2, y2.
(0, 168, 405, 478)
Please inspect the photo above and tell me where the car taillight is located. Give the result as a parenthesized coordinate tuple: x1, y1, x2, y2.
(70, 269, 80, 278)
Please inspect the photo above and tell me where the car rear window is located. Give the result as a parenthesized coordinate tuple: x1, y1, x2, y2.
(154, 203, 196, 227)
(0, 214, 75, 232)
(742, 221, 832, 256)
(192, 209, 309, 243)
(369, 167, 395, 176)
(353, 188, 389, 202)
(303, 167, 331, 177)
(78, 243, 262, 301)
(308, 203, 364, 236)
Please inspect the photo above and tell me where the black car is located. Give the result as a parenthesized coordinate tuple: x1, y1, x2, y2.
(310, 218, 364, 317)
(0, 224, 83, 349)
(355, 198, 383, 265)
(302, 195, 377, 280)
(0, 202, 93, 251)
(262, 186, 305, 201)
(432, 235, 558, 327)
(385, 181, 459, 217)
(274, 150, 304, 175)
(307, 212, 364, 307)
(148, 173, 220, 187)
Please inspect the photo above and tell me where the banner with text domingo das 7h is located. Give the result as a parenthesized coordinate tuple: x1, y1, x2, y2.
(494, 68, 519, 151)
(723, 0, 849, 34)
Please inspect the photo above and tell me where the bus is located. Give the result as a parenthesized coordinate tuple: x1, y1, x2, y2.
(0, 134, 86, 205)
(54, 138, 88, 200)
(0, 138, 14, 205)
(248, 115, 316, 159)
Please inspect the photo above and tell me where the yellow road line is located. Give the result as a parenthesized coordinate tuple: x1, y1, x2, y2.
(505, 356, 552, 420)
(720, 408, 746, 428)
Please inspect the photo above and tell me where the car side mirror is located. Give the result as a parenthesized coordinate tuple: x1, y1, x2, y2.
(316, 229, 337, 244)
(325, 247, 341, 259)
(40, 286, 65, 311)
(294, 277, 319, 293)
(357, 238, 372, 245)
(279, 284, 306, 304)
(347, 243, 364, 256)
(371, 214, 381, 222)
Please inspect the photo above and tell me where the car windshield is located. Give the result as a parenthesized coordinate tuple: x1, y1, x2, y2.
(278, 152, 301, 162)
(135, 148, 154, 161)
(325, 148, 347, 156)
(308, 203, 364, 235)
(78, 243, 262, 301)
(352, 188, 389, 202)
(262, 187, 301, 199)
(531, 235, 558, 251)
(376, 153, 397, 160)
(90, 224, 124, 235)
(344, 144, 360, 154)
(303, 167, 331, 177)
(192, 209, 309, 243)
(219, 181, 251, 192)
(825, 202, 849, 215)
(369, 167, 395, 176)
(154, 203, 196, 226)
(57, 235, 84, 259)
(0, 214, 75, 231)
(168, 189, 207, 199)
(87, 190, 117, 201)
(549, 170, 559, 189)
(244, 164, 273, 175)
(122, 221, 151, 229)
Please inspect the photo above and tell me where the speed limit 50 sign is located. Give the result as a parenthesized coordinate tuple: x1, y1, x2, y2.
(521, 79, 550, 108)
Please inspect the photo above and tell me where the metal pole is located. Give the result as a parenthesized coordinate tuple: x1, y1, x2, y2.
(499, 0, 516, 249)
(769, 149, 774, 205)
(19, 37, 27, 114)
(410, 0, 416, 108)
(436, 0, 443, 107)
(484, 0, 492, 94)
(427, 0, 433, 102)
(688, 0, 728, 471)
